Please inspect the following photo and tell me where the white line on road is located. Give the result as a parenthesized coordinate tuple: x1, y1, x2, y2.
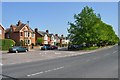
(112, 51, 118, 54)
(27, 71, 44, 77)
(55, 52, 61, 54)
(0, 63, 3, 66)
(27, 66, 64, 77)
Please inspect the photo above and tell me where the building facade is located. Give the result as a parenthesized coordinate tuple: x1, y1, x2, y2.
(5, 20, 35, 46)
(35, 28, 51, 45)
(0, 24, 5, 39)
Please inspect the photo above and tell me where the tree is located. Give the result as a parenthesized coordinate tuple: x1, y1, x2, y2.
(68, 6, 119, 47)
(36, 38, 43, 45)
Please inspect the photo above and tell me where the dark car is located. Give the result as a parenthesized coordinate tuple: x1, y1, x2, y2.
(51, 45, 58, 50)
(9, 46, 28, 53)
(41, 45, 51, 50)
(68, 44, 82, 50)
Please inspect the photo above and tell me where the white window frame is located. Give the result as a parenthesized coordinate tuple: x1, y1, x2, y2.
(44, 34, 48, 40)
(32, 33, 34, 38)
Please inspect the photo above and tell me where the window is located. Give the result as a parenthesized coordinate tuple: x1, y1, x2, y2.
(28, 40, 30, 44)
(28, 32, 30, 37)
(7, 34, 10, 38)
(44, 34, 48, 40)
(25, 32, 28, 37)
(24, 39, 31, 45)
(0, 30, 1, 34)
(32, 33, 34, 38)
(20, 32, 23, 36)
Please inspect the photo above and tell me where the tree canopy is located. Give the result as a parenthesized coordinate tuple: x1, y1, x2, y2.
(68, 6, 119, 47)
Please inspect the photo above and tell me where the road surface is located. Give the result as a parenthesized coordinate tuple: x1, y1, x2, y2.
(2, 45, 118, 78)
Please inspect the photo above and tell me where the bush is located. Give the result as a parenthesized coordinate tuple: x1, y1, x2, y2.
(36, 38, 43, 45)
(0, 39, 15, 50)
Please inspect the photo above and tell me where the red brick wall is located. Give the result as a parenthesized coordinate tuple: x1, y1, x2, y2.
(11, 32, 20, 43)
(35, 32, 43, 44)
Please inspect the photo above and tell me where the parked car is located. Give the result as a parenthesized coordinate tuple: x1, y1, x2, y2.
(68, 44, 82, 50)
(51, 45, 58, 50)
(9, 46, 28, 53)
(41, 45, 51, 50)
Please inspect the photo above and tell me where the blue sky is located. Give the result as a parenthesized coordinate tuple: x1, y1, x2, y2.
(2, 2, 118, 36)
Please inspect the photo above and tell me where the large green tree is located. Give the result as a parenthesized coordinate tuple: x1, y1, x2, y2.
(68, 6, 119, 47)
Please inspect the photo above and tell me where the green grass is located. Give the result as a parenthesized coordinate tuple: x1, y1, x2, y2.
(80, 46, 99, 50)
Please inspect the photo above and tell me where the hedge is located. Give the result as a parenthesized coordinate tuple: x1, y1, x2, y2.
(0, 39, 15, 50)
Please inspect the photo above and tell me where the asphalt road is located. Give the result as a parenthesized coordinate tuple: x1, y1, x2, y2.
(2, 45, 118, 78)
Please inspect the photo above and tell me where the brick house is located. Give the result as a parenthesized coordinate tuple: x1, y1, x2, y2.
(35, 28, 51, 45)
(0, 24, 5, 39)
(60, 35, 70, 47)
(54, 34, 62, 46)
(49, 34, 56, 45)
(5, 20, 35, 46)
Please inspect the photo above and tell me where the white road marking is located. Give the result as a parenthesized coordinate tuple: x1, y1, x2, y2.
(86, 59, 91, 62)
(112, 51, 117, 54)
(27, 66, 64, 77)
(104, 54, 110, 56)
(27, 71, 44, 77)
(71, 54, 74, 55)
(44, 53, 47, 54)
(0, 63, 3, 66)
(68, 52, 75, 53)
(55, 53, 61, 54)
(65, 55, 68, 57)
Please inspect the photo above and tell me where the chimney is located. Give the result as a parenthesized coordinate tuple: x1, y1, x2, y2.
(17, 20, 22, 26)
(55, 34, 58, 36)
(35, 28, 38, 32)
(46, 30, 49, 33)
(61, 34, 63, 37)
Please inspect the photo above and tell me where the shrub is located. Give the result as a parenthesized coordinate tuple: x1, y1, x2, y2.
(0, 39, 15, 50)
(36, 38, 43, 45)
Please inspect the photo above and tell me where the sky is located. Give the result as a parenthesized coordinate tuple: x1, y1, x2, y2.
(2, 2, 118, 37)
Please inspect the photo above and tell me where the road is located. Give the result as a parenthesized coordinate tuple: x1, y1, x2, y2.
(2, 45, 118, 78)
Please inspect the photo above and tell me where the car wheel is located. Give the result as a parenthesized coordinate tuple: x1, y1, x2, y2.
(15, 50, 18, 53)
(25, 50, 28, 52)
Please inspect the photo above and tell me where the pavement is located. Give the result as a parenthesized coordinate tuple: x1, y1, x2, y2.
(1, 45, 118, 78)
(1, 45, 115, 66)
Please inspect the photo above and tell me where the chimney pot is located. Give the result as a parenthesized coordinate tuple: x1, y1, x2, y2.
(35, 28, 38, 32)
(46, 30, 49, 33)
(55, 34, 58, 36)
(17, 20, 22, 26)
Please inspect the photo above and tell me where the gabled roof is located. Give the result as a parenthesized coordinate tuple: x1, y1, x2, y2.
(37, 30, 50, 37)
(0, 24, 5, 30)
(5, 21, 34, 33)
(14, 24, 26, 32)
(54, 35, 61, 40)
